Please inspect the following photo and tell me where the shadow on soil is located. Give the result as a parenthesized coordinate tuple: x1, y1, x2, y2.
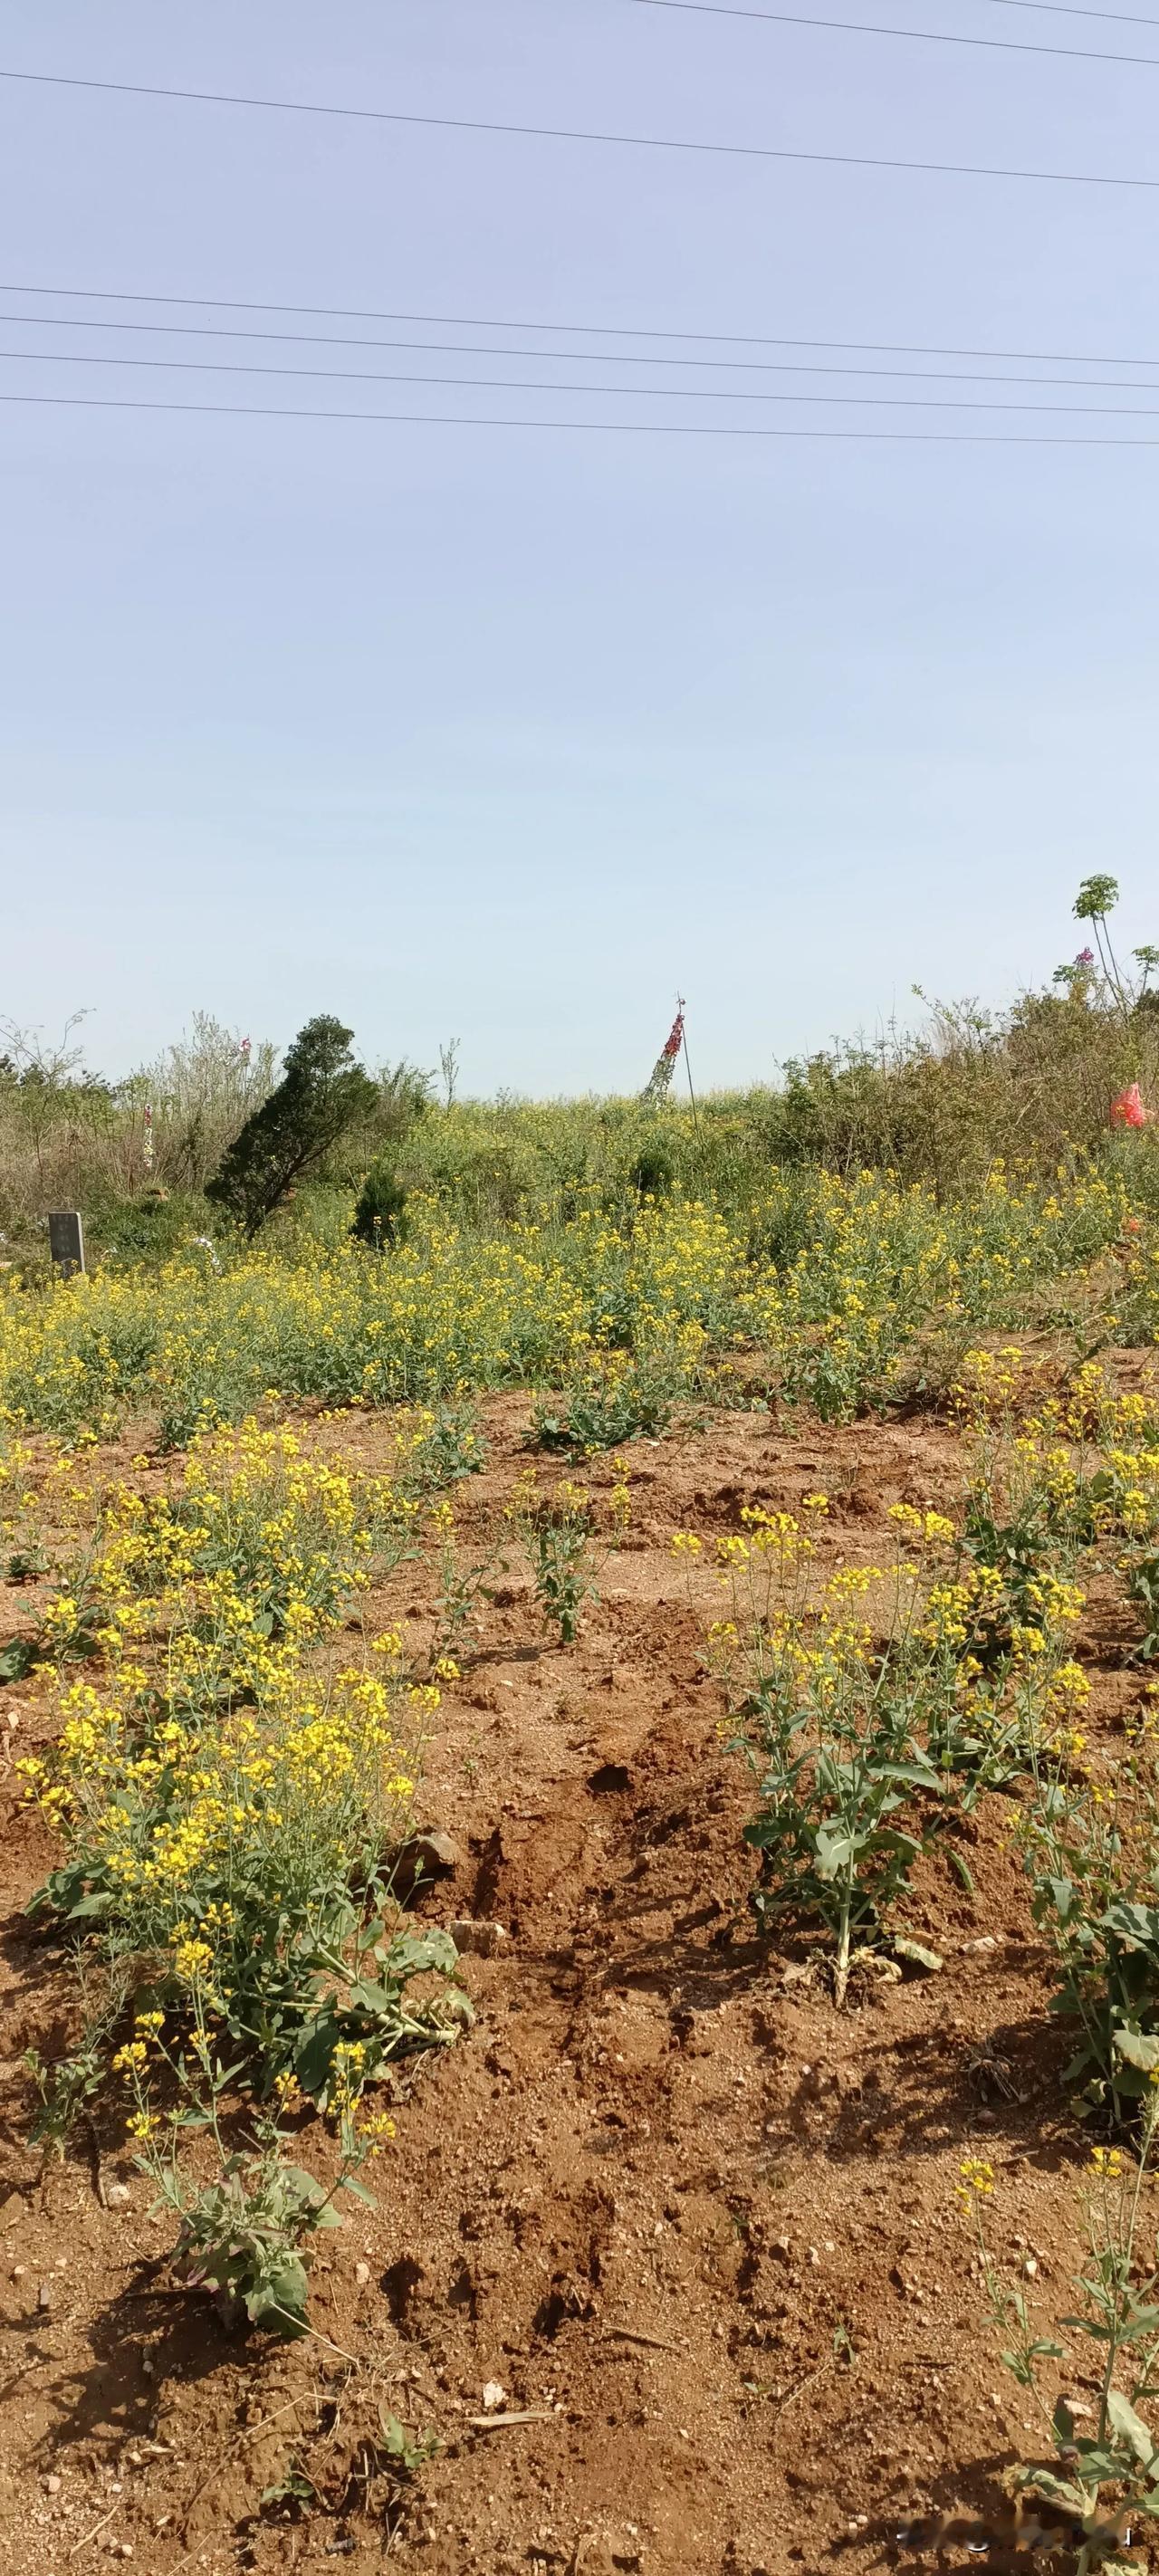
(758, 2012, 1084, 2176)
(29, 2270, 240, 2472)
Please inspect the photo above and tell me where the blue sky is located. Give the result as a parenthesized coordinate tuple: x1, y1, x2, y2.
(3, 0, 1157, 1092)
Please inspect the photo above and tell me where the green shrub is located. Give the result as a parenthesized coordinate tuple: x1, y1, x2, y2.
(352, 1162, 409, 1250)
(627, 1134, 675, 1199)
(86, 1188, 218, 1268)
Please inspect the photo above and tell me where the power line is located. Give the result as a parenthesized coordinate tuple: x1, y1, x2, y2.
(6, 281, 1159, 373)
(3, 65, 1159, 192)
(4, 387, 1159, 439)
(6, 305, 1159, 390)
(9, 342, 1159, 413)
(988, 1, 1159, 27)
(630, 0, 1159, 68)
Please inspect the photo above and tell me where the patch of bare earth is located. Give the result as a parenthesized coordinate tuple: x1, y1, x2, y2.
(0, 1392, 1149, 2575)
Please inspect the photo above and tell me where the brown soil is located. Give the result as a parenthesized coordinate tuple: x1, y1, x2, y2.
(0, 1392, 1150, 2576)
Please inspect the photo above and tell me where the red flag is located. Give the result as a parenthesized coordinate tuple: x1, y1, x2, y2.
(1111, 1083, 1153, 1128)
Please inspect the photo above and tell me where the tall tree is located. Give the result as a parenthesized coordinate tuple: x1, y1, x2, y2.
(206, 1016, 378, 1237)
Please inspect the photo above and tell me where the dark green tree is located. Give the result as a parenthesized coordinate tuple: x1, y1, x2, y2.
(206, 1016, 378, 1238)
(351, 1161, 408, 1250)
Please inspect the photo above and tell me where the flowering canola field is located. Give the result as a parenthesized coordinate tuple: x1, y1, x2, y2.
(0, 1165, 1154, 1445)
(5, 1157, 1159, 2558)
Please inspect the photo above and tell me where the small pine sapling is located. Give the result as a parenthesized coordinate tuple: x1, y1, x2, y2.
(352, 1162, 408, 1250)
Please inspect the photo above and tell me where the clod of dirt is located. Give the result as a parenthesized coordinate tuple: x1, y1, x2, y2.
(669, 2004, 712, 2052)
(570, 2540, 625, 2576)
(446, 1917, 510, 1958)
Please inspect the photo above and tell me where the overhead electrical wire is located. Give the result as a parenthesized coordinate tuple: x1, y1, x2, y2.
(629, 0, 1159, 69)
(5, 282, 1159, 374)
(5, 387, 1159, 441)
(985, 0, 1159, 26)
(6, 306, 1159, 390)
(3, 65, 1159, 192)
(9, 341, 1159, 414)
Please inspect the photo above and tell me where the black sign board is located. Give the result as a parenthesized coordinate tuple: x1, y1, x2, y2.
(48, 1211, 85, 1278)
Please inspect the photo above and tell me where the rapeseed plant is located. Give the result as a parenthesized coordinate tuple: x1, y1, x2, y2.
(682, 1493, 1089, 2000)
(506, 1463, 629, 1645)
(1013, 1683, 1159, 2121)
(14, 1418, 471, 2332)
(687, 1502, 962, 1999)
(963, 2123, 1159, 2570)
(111, 1977, 387, 2335)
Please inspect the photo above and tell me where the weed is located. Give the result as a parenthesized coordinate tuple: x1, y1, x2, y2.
(24, 2035, 106, 2161)
(375, 2410, 443, 2475)
(169, 2143, 344, 2335)
(23, 1951, 126, 2159)
(1127, 1554, 1159, 1661)
(407, 1403, 486, 1489)
(261, 2463, 317, 2511)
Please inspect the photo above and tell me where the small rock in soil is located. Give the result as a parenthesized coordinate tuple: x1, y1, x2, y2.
(396, 1830, 461, 1893)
